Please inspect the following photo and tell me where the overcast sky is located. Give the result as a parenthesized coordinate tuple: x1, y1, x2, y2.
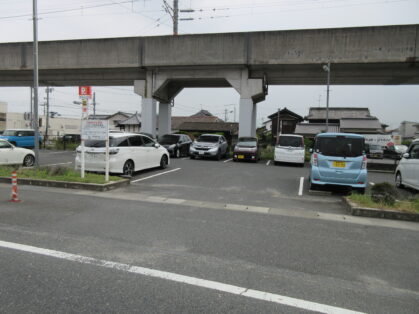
(0, 0, 418, 129)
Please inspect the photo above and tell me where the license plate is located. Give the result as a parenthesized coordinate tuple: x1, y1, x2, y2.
(199, 151, 204, 155)
(238, 155, 244, 159)
(332, 161, 346, 168)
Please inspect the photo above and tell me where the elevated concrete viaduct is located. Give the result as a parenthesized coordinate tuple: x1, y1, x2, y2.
(0, 24, 418, 137)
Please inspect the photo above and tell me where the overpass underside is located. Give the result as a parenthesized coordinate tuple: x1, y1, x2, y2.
(0, 63, 418, 86)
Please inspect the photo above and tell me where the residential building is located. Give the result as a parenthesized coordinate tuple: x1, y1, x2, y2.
(267, 107, 304, 143)
(117, 112, 141, 133)
(398, 121, 419, 141)
(295, 107, 384, 138)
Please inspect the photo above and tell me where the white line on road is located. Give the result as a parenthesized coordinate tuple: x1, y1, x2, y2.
(131, 168, 181, 183)
(223, 158, 233, 163)
(181, 157, 189, 160)
(0, 239, 364, 314)
(42, 162, 72, 167)
(298, 177, 304, 196)
(266, 160, 271, 166)
(369, 182, 375, 186)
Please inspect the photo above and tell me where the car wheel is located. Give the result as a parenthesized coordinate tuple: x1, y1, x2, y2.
(23, 154, 35, 167)
(190, 155, 195, 159)
(395, 172, 404, 189)
(309, 178, 318, 191)
(216, 150, 221, 161)
(160, 155, 168, 169)
(122, 160, 134, 176)
(300, 162, 305, 167)
(175, 149, 180, 158)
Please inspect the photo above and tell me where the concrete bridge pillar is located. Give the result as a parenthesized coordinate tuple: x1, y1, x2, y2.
(239, 99, 256, 138)
(227, 69, 266, 138)
(158, 102, 172, 137)
(134, 78, 158, 137)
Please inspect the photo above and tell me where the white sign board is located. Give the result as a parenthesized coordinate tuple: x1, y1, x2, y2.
(362, 134, 392, 147)
(82, 120, 109, 141)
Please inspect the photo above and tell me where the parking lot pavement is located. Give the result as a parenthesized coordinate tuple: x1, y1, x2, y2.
(38, 150, 75, 167)
(124, 158, 345, 214)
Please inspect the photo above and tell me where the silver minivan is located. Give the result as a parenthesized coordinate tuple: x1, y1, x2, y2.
(395, 139, 419, 191)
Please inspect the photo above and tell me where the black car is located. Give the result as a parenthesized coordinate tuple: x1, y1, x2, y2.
(383, 145, 407, 160)
(62, 134, 81, 143)
(159, 134, 192, 158)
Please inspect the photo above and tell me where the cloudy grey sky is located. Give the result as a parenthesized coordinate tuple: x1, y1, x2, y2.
(0, 0, 418, 128)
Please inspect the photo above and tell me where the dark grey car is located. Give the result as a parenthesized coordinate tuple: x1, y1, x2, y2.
(189, 134, 228, 160)
(159, 134, 192, 158)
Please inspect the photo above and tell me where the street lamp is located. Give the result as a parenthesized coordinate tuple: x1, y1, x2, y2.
(322, 62, 331, 132)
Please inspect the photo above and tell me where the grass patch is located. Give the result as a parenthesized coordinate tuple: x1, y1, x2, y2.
(260, 145, 274, 160)
(348, 193, 419, 214)
(0, 166, 122, 184)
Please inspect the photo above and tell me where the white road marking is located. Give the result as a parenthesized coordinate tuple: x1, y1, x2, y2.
(298, 177, 304, 196)
(131, 168, 181, 183)
(369, 182, 375, 186)
(266, 160, 271, 166)
(181, 157, 189, 160)
(0, 239, 365, 314)
(41, 162, 72, 166)
(223, 158, 233, 163)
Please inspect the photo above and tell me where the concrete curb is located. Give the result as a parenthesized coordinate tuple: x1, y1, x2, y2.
(343, 197, 419, 222)
(0, 176, 130, 192)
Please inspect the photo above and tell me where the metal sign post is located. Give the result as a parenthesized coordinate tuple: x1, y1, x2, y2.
(105, 120, 109, 182)
(78, 86, 92, 179)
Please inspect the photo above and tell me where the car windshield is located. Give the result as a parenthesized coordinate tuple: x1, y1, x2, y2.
(85, 137, 126, 147)
(369, 144, 382, 150)
(315, 136, 364, 157)
(2, 130, 17, 136)
(237, 137, 257, 147)
(197, 136, 219, 143)
(159, 135, 180, 144)
(277, 136, 303, 147)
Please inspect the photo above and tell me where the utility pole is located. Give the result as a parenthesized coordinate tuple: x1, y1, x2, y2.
(45, 87, 53, 145)
(276, 108, 280, 144)
(30, 87, 33, 128)
(93, 92, 96, 119)
(323, 62, 331, 132)
(224, 108, 228, 122)
(173, 0, 178, 35)
(163, 0, 179, 35)
(32, 0, 40, 168)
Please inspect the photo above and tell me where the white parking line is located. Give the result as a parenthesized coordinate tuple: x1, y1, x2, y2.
(0, 239, 365, 314)
(131, 168, 181, 183)
(181, 157, 189, 160)
(266, 160, 271, 166)
(42, 162, 72, 167)
(298, 177, 304, 196)
(369, 182, 375, 186)
(223, 158, 233, 163)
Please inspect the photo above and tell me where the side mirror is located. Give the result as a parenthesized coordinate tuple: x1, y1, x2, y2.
(154, 143, 160, 148)
(402, 153, 410, 159)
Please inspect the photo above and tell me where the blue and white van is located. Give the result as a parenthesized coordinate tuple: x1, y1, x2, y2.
(309, 133, 367, 193)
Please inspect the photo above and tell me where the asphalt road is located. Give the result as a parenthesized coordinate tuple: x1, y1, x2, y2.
(0, 179, 418, 313)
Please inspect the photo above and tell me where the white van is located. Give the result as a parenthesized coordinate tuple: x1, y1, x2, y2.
(395, 138, 419, 191)
(274, 134, 305, 166)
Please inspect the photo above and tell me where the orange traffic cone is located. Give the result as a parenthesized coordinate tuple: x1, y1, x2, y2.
(9, 171, 21, 203)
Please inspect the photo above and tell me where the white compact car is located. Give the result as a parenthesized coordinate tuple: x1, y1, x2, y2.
(274, 134, 305, 166)
(0, 139, 35, 167)
(395, 139, 419, 191)
(75, 133, 170, 176)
